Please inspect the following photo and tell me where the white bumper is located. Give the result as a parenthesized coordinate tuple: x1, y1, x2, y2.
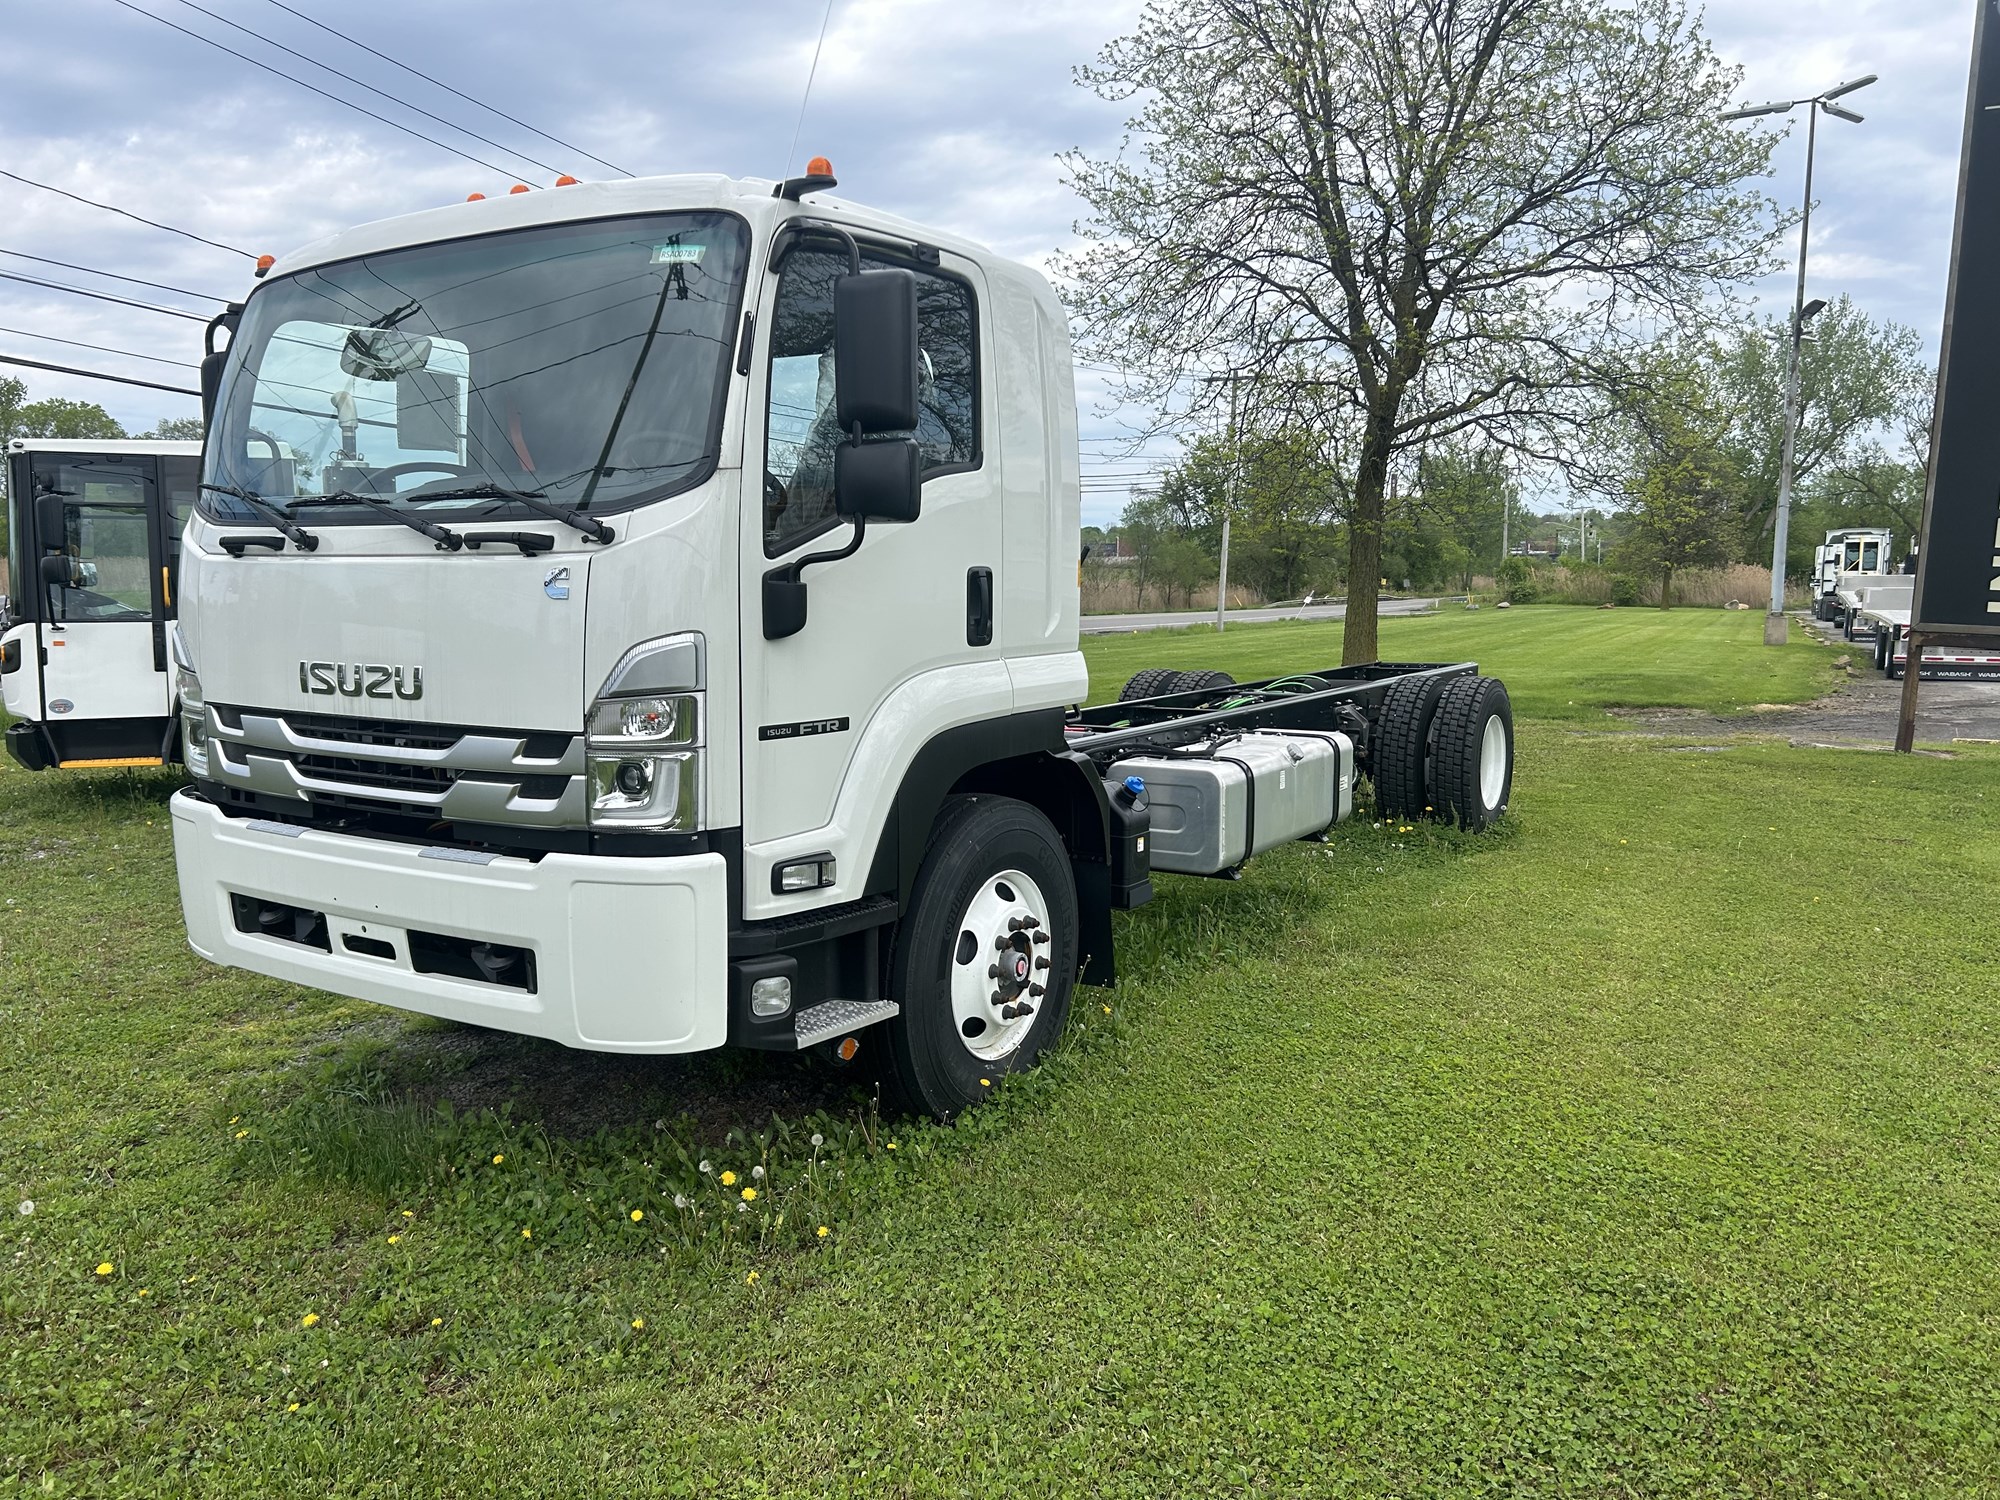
(172, 790, 729, 1053)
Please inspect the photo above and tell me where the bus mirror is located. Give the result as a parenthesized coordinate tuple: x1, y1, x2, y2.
(833, 269, 919, 433)
(200, 349, 229, 429)
(40, 553, 78, 587)
(34, 494, 66, 549)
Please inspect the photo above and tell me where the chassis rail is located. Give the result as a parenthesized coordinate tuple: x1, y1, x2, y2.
(1064, 661, 1478, 761)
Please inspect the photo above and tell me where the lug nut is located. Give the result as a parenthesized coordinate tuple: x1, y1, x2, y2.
(1029, 983, 1046, 998)
(995, 935, 1011, 950)
(1017, 1001, 1035, 1017)
(999, 1003, 1019, 1020)
(988, 964, 1001, 979)
(1031, 931, 1050, 945)
(1035, 956, 1051, 971)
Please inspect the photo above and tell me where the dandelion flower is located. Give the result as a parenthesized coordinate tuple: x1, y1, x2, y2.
(492, 1154, 505, 1165)
(430, 1317, 442, 1327)
(816, 1225, 830, 1239)
(751, 1165, 765, 1180)
(287, 1402, 301, 1413)
(672, 1193, 689, 1210)
(387, 1235, 401, 1245)
(95, 1262, 114, 1277)
(886, 1141, 898, 1151)
(234, 1130, 248, 1140)
(301, 1312, 319, 1328)
(629, 1209, 644, 1222)
(520, 1227, 532, 1239)
(746, 1271, 759, 1286)
(741, 1187, 757, 1202)
(1619, 839, 1628, 846)
(736, 1201, 748, 1214)
(719, 1170, 737, 1187)
(631, 1317, 645, 1330)
(699, 1160, 713, 1174)
(228, 1116, 240, 1125)
(1103, 1005, 1111, 1014)
(401, 1210, 415, 1220)
(137, 1289, 150, 1298)
(809, 1133, 823, 1148)
(17, 1200, 31, 1216)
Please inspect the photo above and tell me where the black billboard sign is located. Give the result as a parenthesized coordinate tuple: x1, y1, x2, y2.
(1915, 0, 2000, 634)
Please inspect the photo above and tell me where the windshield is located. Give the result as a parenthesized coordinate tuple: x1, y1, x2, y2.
(203, 211, 749, 524)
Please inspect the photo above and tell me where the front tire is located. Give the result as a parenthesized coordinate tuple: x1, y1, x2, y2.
(883, 796, 1079, 1119)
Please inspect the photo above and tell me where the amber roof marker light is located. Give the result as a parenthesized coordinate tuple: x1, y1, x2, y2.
(253, 254, 275, 278)
(775, 156, 837, 201)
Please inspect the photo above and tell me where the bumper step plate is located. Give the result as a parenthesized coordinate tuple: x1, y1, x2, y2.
(794, 998, 900, 1050)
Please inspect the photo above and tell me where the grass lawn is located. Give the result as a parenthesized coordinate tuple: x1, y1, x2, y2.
(7, 608, 2000, 1496)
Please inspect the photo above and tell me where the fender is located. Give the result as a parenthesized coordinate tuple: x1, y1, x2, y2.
(865, 709, 1122, 985)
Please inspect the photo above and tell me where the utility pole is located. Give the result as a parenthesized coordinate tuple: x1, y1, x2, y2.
(1722, 74, 1875, 646)
(1200, 371, 1243, 632)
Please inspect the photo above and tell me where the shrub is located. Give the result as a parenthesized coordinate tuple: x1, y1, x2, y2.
(1610, 575, 1642, 607)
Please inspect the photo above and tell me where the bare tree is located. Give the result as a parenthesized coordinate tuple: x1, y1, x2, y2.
(1060, 0, 1781, 661)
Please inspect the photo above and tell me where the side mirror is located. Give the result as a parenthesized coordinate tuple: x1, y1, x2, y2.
(200, 349, 229, 429)
(834, 269, 919, 433)
(835, 437, 921, 524)
(40, 553, 78, 587)
(34, 494, 66, 550)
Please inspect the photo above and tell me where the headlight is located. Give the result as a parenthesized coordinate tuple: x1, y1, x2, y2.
(586, 693, 699, 746)
(587, 637, 703, 830)
(177, 663, 209, 778)
(586, 750, 698, 827)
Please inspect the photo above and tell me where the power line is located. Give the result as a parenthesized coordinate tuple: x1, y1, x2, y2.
(0, 325, 198, 368)
(259, 0, 633, 178)
(0, 269, 212, 322)
(0, 352, 199, 398)
(108, 0, 543, 185)
(0, 248, 227, 304)
(0, 168, 254, 259)
(166, 0, 570, 182)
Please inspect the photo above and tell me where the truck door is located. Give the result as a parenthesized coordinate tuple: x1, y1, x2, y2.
(33, 454, 174, 757)
(738, 237, 997, 874)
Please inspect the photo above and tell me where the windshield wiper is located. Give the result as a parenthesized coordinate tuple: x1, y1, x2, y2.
(291, 491, 465, 551)
(394, 482, 616, 544)
(201, 483, 320, 552)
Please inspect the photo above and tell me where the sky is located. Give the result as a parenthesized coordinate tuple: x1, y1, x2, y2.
(0, 0, 1981, 527)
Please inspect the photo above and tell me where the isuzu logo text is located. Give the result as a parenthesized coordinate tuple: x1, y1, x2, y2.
(298, 662, 424, 701)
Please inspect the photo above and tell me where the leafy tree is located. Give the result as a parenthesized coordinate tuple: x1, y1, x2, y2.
(1154, 429, 1346, 600)
(1615, 402, 1742, 607)
(139, 416, 205, 441)
(1404, 446, 1515, 590)
(1061, 0, 1780, 663)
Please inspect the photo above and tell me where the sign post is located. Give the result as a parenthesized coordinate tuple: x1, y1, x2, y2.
(1899, 0, 2000, 751)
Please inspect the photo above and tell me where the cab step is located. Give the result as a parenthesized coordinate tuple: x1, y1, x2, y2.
(793, 998, 900, 1050)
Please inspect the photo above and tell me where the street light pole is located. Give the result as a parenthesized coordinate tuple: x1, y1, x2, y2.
(1217, 377, 1237, 633)
(1721, 73, 1875, 647)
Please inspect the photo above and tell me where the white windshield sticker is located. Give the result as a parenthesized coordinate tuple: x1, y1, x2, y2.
(652, 244, 706, 264)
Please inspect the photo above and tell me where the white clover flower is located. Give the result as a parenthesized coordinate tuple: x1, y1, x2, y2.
(16, 1200, 31, 1217)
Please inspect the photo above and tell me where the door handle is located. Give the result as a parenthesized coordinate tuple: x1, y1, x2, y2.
(966, 566, 993, 647)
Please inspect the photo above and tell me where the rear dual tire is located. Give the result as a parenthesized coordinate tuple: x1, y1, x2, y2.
(1117, 668, 1237, 703)
(1372, 674, 1513, 830)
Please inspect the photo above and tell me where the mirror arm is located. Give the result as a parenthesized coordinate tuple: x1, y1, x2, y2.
(776, 514, 867, 586)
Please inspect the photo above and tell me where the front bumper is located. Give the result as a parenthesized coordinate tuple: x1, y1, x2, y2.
(171, 789, 729, 1052)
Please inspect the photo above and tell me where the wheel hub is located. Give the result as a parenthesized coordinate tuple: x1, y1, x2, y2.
(951, 868, 1052, 1062)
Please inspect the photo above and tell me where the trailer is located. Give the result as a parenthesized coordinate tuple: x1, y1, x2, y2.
(2, 438, 203, 770)
(1833, 575, 1912, 643)
(167, 167, 1514, 1118)
(1863, 607, 2000, 680)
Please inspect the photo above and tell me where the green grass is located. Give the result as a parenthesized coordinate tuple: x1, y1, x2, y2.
(8, 610, 2000, 1496)
(1084, 604, 1841, 719)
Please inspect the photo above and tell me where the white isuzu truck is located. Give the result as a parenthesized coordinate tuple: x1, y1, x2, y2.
(3, 438, 203, 769)
(170, 168, 1515, 1117)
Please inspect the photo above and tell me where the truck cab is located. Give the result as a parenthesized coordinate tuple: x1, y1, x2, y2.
(3, 438, 202, 769)
(1810, 526, 1892, 624)
(170, 171, 1513, 1117)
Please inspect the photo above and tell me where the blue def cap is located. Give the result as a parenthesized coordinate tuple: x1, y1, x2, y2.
(1122, 775, 1146, 797)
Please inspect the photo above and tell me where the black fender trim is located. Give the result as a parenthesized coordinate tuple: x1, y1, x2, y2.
(864, 710, 1123, 986)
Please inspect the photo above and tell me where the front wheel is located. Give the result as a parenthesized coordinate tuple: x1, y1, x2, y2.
(882, 796, 1079, 1119)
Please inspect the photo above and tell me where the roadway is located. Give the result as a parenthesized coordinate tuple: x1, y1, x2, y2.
(1081, 597, 1444, 634)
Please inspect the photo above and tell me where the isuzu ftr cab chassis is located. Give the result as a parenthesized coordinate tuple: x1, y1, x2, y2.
(170, 168, 1515, 1117)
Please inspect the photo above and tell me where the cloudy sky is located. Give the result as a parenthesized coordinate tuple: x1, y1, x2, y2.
(0, 0, 1980, 526)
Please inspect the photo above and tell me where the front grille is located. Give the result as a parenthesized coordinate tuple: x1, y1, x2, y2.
(206, 704, 587, 828)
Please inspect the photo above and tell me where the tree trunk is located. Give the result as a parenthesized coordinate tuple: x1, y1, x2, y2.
(1659, 566, 1673, 609)
(1340, 416, 1395, 664)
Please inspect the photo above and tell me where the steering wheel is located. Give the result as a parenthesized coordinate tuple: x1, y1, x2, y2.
(357, 460, 472, 494)
(763, 470, 790, 529)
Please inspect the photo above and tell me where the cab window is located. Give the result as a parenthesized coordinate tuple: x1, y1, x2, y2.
(39, 462, 153, 624)
(763, 247, 978, 555)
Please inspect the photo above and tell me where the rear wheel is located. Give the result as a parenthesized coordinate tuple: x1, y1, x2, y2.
(1167, 669, 1236, 697)
(1371, 674, 1451, 822)
(1117, 667, 1182, 702)
(882, 796, 1078, 1120)
(1429, 676, 1514, 830)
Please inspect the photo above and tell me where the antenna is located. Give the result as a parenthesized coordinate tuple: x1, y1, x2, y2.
(784, 0, 838, 181)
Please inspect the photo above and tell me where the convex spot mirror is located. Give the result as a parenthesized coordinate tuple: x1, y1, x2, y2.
(832, 268, 923, 525)
(340, 328, 434, 381)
